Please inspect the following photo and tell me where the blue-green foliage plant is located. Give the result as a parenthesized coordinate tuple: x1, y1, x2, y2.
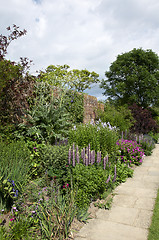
(68, 120, 119, 157)
(15, 82, 72, 144)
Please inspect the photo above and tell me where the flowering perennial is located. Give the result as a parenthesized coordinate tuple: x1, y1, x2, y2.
(116, 139, 145, 165)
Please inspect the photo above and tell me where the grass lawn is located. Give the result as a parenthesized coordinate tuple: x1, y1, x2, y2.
(148, 187, 159, 240)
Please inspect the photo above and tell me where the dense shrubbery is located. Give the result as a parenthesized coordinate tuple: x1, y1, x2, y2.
(68, 120, 119, 157)
(97, 102, 134, 132)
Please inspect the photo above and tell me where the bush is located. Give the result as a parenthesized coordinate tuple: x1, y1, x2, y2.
(63, 90, 84, 123)
(68, 120, 119, 157)
(97, 103, 134, 132)
(38, 144, 70, 185)
(70, 164, 109, 209)
(129, 103, 159, 134)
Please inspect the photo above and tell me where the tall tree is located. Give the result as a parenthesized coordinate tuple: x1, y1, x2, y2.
(100, 48, 159, 107)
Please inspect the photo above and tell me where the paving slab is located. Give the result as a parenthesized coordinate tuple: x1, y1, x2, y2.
(74, 144, 159, 240)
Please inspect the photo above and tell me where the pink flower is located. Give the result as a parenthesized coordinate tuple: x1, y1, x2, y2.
(10, 218, 15, 222)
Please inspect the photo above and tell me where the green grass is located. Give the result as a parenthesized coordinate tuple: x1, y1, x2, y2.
(148, 188, 159, 240)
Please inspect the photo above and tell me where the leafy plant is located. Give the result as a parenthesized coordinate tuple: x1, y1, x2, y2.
(36, 183, 77, 239)
(16, 94, 72, 144)
(70, 164, 109, 209)
(97, 102, 134, 132)
(0, 141, 31, 210)
(68, 120, 119, 157)
(64, 89, 84, 123)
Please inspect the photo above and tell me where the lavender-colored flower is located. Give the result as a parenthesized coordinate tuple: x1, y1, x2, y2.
(85, 154, 88, 166)
(76, 146, 80, 164)
(73, 143, 75, 167)
(68, 147, 71, 165)
(112, 165, 117, 183)
(88, 144, 91, 164)
(82, 148, 85, 164)
(97, 151, 101, 164)
(91, 150, 95, 165)
(106, 175, 111, 184)
(103, 156, 107, 170)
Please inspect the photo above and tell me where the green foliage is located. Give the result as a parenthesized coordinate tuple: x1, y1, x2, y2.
(16, 94, 72, 144)
(68, 121, 119, 156)
(38, 64, 100, 92)
(70, 164, 108, 209)
(97, 102, 134, 132)
(0, 123, 16, 142)
(138, 134, 155, 156)
(0, 141, 31, 210)
(114, 161, 133, 185)
(101, 48, 159, 107)
(64, 89, 84, 123)
(36, 184, 77, 240)
(38, 144, 70, 184)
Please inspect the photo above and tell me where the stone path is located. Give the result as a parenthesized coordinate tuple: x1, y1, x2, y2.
(75, 144, 159, 240)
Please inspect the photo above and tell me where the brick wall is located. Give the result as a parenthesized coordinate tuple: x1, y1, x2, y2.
(83, 94, 104, 124)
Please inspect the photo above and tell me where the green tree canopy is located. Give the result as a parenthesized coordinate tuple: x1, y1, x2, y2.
(100, 48, 159, 107)
(39, 64, 100, 92)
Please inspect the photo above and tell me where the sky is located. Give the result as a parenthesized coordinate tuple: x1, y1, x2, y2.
(1, 0, 159, 100)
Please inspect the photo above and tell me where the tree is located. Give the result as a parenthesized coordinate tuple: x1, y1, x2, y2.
(0, 25, 35, 124)
(100, 48, 159, 107)
(39, 64, 100, 92)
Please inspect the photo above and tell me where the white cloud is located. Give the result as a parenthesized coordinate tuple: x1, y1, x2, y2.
(1, 0, 159, 99)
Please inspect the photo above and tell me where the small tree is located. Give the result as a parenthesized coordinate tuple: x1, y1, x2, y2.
(0, 25, 35, 124)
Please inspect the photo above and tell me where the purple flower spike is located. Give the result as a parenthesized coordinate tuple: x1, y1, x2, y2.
(112, 165, 117, 183)
(85, 154, 88, 166)
(82, 148, 86, 165)
(106, 175, 111, 184)
(97, 151, 101, 164)
(68, 147, 71, 165)
(103, 157, 106, 170)
(73, 150, 75, 167)
(76, 145, 79, 163)
(76, 149, 80, 164)
(91, 150, 95, 165)
(72, 143, 75, 167)
(88, 144, 91, 164)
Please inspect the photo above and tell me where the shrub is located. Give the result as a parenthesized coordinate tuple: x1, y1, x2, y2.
(97, 103, 134, 132)
(70, 164, 109, 209)
(38, 144, 70, 185)
(68, 120, 119, 157)
(129, 103, 159, 134)
(63, 90, 84, 123)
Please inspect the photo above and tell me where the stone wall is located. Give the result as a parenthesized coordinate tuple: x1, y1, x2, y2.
(83, 94, 104, 124)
